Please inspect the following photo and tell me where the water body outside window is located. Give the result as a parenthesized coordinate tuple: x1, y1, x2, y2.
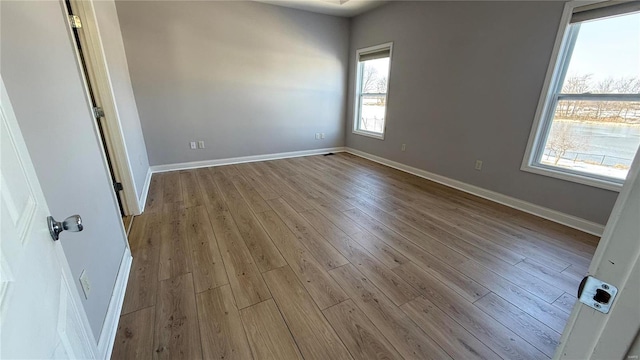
(540, 12, 640, 180)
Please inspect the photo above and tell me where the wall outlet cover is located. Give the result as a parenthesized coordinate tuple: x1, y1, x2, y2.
(475, 160, 483, 170)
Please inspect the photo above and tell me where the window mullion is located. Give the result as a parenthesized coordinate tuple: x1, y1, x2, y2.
(557, 93, 640, 102)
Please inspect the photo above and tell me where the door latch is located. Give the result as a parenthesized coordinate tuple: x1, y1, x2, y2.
(577, 276, 618, 314)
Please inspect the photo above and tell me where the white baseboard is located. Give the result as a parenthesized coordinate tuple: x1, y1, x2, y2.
(138, 167, 152, 214)
(138, 147, 345, 215)
(97, 248, 132, 360)
(149, 147, 345, 173)
(139, 145, 604, 235)
(345, 147, 605, 236)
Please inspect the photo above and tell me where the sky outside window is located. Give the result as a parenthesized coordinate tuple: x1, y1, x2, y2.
(565, 12, 640, 85)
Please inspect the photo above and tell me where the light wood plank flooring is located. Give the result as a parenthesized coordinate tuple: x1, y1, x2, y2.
(113, 153, 598, 360)
(122, 215, 134, 236)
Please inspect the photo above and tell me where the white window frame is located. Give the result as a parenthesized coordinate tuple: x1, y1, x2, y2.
(521, 1, 640, 192)
(353, 42, 393, 140)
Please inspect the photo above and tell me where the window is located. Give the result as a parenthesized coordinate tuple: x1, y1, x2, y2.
(354, 43, 393, 139)
(523, 2, 640, 190)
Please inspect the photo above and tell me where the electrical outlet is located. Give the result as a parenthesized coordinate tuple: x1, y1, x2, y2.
(320, 133, 325, 139)
(315, 133, 320, 140)
(190, 141, 197, 150)
(401, 144, 406, 151)
(198, 140, 205, 149)
(475, 160, 483, 171)
(79, 270, 91, 299)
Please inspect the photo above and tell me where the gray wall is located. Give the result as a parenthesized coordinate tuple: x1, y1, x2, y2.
(115, 1, 350, 166)
(1, 0, 127, 338)
(628, 331, 640, 359)
(346, 1, 618, 225)
(94, 0, 150, 203)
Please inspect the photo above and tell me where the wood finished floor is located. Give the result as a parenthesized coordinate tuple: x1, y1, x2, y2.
(112, 153, 599, 360)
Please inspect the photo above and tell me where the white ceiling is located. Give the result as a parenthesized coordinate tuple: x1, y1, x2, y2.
(256, 0, 569, 17)
(255, 0, 389, 17)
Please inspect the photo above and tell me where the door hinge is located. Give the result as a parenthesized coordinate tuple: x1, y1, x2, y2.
(114, 182, 124, 192)
(93, 107, 105, 119)
(69, 15, 82, 29)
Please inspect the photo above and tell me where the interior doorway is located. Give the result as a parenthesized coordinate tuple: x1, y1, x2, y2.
(63, 0, 140, 223)
(66, 0, 125, 216)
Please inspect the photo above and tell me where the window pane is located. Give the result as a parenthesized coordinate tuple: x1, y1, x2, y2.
(361, 57, 389, 94)
(539, 100, 640, 180)
(562, 12, 640, 94)
(359, 95, 386, 133)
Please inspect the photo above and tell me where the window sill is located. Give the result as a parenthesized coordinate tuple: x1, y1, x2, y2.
(353, 129, 385, 140)
(521, 163, 623, 192)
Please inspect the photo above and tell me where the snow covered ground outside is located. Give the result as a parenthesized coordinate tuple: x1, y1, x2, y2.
(541, 154, 629, 179)
(360, 104, 385, 133)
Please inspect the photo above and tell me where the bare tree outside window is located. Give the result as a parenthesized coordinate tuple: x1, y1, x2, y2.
(357, 56, 390, 134)
(558, 74, 592, 118)
(361, 66, 379, 93)
(556, 74, 640, 122)
(546, 121, 589, 165)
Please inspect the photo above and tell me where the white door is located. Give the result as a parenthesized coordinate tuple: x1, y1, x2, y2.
(556, 144, 640, 358)
(0, 76, 96, 358)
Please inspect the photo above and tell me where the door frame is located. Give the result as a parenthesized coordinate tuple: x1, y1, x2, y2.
(555, 128, 640, 357)
(65, 0, 141, 216)
(59, 4, 135, 356)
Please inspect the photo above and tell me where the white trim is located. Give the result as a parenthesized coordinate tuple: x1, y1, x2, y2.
(68, 0, 141, 216)
(521, 1, 573, 176)
(97, 248, 132, 360)
(139, 144, 604, 235)
(522, 163, 622, 192)
(140, 147, 346, 213)
(352, 129, 385, 140)
(139, 167, 152, 214)
(149, 147, 345, 173)
(345, 147, 605, 236)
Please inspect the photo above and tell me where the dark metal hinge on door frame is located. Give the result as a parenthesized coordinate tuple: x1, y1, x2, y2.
(93, 107, 105, 119)
(114, 182, 123, 192)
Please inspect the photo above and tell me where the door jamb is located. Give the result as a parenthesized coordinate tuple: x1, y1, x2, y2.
(66, 0, 141, 216)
